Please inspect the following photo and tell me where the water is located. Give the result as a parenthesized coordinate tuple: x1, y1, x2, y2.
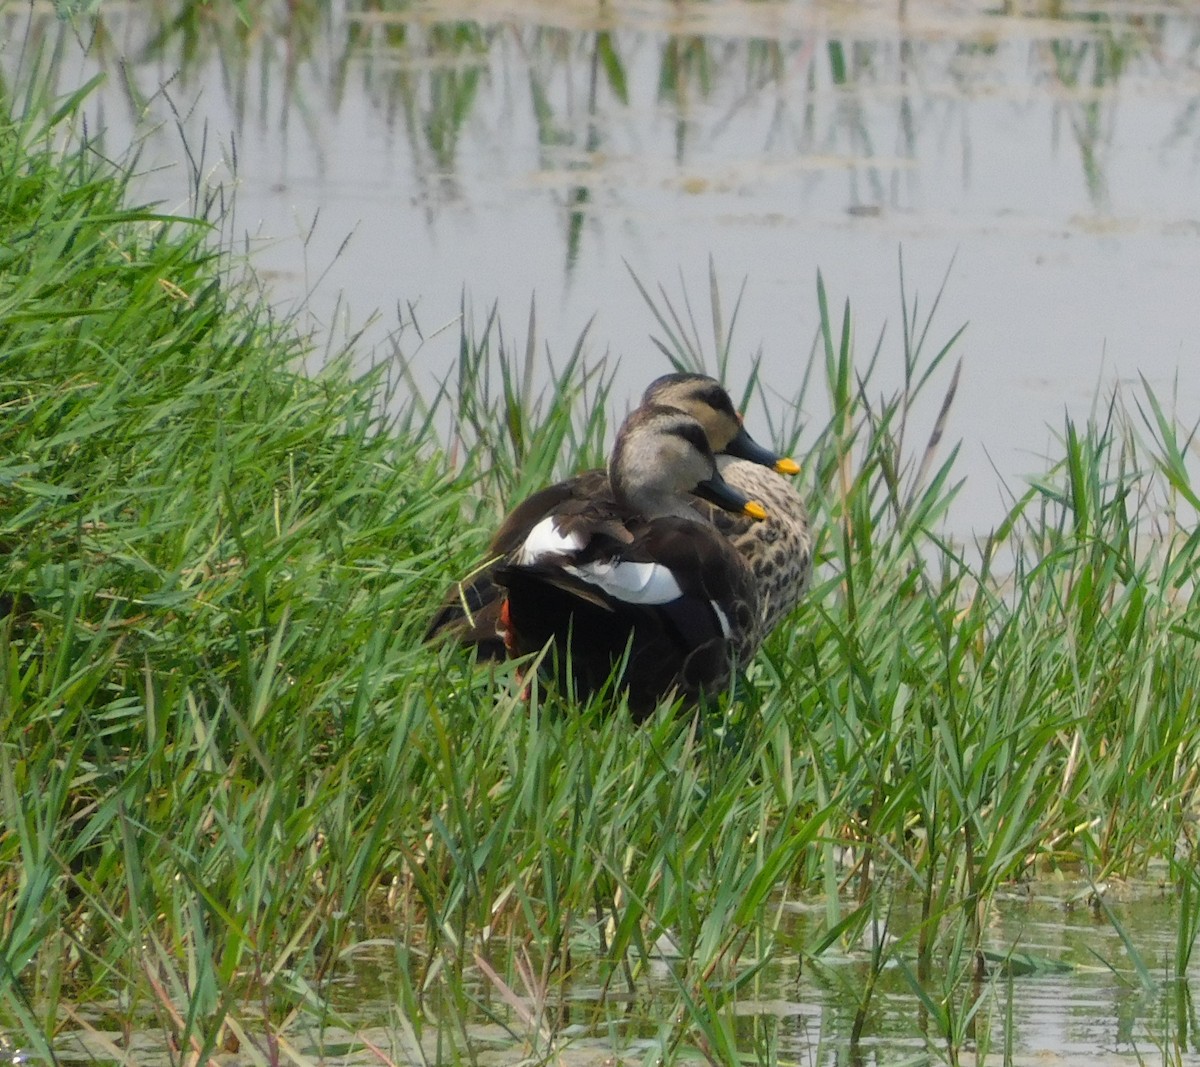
(7, 2, 1200, 538)
(41, 880, 1200, 1065)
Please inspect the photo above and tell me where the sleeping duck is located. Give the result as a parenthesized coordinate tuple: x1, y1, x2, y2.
(426, 373, 809, 659)
(494, 403, 767, 718)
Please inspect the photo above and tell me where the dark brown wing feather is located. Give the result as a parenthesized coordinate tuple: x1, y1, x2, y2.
(423, 470, 611, 655)
(485, 471, 610, 555)
(494, 516, 758, 719)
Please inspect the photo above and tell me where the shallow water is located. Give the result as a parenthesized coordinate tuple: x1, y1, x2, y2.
(6, 1, 1200, 537)
(38, 880, 1200, 1065)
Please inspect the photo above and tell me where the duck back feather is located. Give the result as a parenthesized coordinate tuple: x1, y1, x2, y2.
(495, 514, 759, 720)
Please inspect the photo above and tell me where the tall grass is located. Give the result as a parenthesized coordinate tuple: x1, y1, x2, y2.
(4, 86, 1200, 1066)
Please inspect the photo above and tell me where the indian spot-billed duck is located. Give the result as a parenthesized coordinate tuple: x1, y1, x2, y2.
(493, 403, 769, 718)
(426, 373, 809, 660)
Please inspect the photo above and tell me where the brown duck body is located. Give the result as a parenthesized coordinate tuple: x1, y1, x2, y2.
(709, 457, 812, 642)
(425, 373, 811, 667)
(426, 460, 812, 661)
(491, 405, 764, 718)
(496, 510, 760, 719)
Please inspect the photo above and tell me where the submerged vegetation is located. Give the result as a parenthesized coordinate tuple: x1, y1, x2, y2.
(4, 85, 1200, 1067)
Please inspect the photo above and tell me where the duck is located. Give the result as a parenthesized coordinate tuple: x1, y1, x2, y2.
(426, 372, 810, 659)
(493, 403, 767, 718)
(704, 454, 813, 639)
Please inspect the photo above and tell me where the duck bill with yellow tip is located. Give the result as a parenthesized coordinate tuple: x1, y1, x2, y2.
(724, 421, 801, 476)
(693, 473, 769, 521)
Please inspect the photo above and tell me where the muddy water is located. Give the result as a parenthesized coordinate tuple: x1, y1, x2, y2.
(6, 2, 1200, 537)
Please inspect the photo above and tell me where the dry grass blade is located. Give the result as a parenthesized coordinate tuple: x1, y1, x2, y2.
(474, 949, 550, 1042)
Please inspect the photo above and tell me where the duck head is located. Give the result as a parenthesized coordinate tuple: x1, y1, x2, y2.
(608, 405, 768, 523)
(641, 373, 800, 475)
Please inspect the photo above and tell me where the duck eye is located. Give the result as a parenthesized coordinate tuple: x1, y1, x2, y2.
(700, 386, 736, 417)
(675, 423, 709, 455)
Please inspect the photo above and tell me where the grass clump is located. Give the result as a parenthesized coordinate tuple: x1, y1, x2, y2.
(0, 86, 477, 1060)
(5, 84, 1200, 1067)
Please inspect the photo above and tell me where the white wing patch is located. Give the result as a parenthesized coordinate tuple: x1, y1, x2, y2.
(710, 601, 731, 638)
(519, 518, 687, 607)
(519, 517, 585, 565)
(565, 559, 683, 605)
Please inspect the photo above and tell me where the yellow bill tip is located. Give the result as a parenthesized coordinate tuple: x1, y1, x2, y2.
(744, 500, 769, 521)
(774, 457, 801, 476)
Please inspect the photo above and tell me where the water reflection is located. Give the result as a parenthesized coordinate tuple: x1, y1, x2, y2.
(25, 879, 1200, 1064)
(200, 886, 1200, 1063)
(5, 3, 1200, 535)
